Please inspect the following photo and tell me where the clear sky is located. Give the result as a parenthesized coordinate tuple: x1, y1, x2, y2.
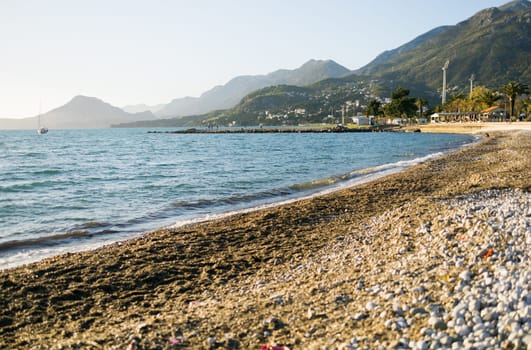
(1, 0, 510, 118)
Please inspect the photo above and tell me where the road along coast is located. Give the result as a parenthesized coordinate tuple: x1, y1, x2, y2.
(0, 129, 529, 349)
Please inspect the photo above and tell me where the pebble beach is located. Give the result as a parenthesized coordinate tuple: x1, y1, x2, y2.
(0, 127, 529, 349)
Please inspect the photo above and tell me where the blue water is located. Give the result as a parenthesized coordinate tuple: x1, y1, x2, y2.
(0, 128, 476, 269)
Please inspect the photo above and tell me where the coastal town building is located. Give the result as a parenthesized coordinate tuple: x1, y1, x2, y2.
(352, 116, 370, 125)
(430, 105, 506, 123)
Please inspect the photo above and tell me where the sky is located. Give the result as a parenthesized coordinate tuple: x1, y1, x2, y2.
(1, 0, 511, 118)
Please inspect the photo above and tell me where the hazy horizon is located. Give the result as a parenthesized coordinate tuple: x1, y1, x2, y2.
(1, 0, 510, 119)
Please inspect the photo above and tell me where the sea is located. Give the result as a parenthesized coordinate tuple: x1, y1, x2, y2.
(0, 128, 477, 269)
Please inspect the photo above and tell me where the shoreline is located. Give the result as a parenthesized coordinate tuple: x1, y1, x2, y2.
(0, 127, 529, 349)
(416, 121, 531, 134)
(0, 132, 475, 271)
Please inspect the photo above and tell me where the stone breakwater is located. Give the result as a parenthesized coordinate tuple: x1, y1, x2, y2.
(146, 126, 385, 134)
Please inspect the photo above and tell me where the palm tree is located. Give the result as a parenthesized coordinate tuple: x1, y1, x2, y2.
(415, 98, 426, 120)
(500, 81, 529, 117)
(515, 95, 530, 120)
(476, 89, 500, 109)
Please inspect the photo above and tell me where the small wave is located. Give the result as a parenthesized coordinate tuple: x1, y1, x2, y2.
(170, 189, 293, 211)
(0, 222, 117, 253)
(0, 180, 57, 193)
(290, 176, 343, 191)
(33, 169, 61, 176)
(394, 152, 414, 157)
(171, 199, 218, 209)
(0, 230, 89, 252)
(23, 152, 46, 158)
(79, 221, 110, 229)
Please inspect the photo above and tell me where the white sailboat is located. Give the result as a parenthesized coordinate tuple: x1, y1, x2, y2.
(37, 107, 48, 135)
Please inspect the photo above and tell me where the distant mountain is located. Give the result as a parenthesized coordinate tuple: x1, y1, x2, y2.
(0, 96, 156, 129)
(122, 103, 165, 114)
(355, 0, 531, 91)
(156, 59, 351, 117)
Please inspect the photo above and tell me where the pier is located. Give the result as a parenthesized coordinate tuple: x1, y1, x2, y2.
(147, 125, 398, 134)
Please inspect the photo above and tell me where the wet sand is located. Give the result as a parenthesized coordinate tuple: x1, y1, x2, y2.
(0, 127, 529, 349)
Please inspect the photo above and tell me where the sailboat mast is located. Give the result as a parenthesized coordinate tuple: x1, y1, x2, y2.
(36, 100, 48, 134)
(38, 101, 42, 128)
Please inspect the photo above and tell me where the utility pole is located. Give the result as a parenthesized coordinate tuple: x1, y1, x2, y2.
(469, 74, 475, 98)
(341, 106, 345, 126)
(442, 60, 450, 105)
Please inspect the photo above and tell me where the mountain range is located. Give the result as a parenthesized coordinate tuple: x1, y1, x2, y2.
(0, 60, 350, 129)
(1, 0, 529, 130)
(116, 0, 530, 128)
(143, 59, 351, 117)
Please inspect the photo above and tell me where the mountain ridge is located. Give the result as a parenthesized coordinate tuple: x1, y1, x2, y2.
(115, 0, 531, 128)
(155, 59, 351, 117)
(355, 26, 451, 75)
(357, 0, 531, 91)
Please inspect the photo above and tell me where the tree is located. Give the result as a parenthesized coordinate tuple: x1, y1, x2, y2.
(471, 86, 500, 110)
(515, 95, 530, 120)
(500, 81, 529, 117)
(440, 87, 499, 114)
(444, 92, 467, 112)
(366, 99, 381, 117)
(383, 87, 417, 119)
(415, 98, 427, 119)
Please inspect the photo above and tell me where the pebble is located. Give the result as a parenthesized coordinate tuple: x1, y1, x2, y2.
(365, 301, 376, 311)
(412, 189, 530, 349)
(384, 319, 394, 329)
(412, 340, 429, 350)
(459, 270, 471, 282)
(428, 317, 447, 330)
(411, 307, 428, 316)
(412, 286, 427, 294)
(392, 303, 404, 316)
(352, 312, 367, 321)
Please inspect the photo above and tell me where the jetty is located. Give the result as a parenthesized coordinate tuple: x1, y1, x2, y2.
(147, 125, 399, 134)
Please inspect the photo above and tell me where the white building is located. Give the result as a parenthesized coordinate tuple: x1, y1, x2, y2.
(352, 116, 370, 125)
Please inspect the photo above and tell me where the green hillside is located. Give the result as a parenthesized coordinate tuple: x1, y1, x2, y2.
(113, 1, 530, 128)
(114, 76, 430, 127)
(358, 1, 531, 92)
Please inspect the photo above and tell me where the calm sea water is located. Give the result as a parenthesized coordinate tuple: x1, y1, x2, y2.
(0, 128, 476, 269)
